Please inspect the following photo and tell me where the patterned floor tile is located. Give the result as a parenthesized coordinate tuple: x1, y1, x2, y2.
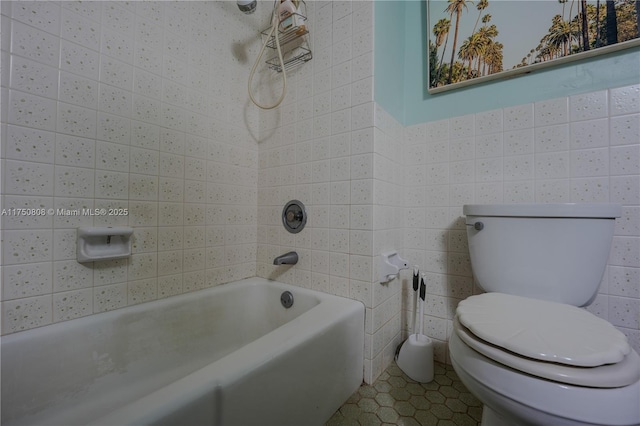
(326, 361, 482, 426)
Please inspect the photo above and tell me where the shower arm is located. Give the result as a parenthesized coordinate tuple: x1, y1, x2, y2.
(247, 7, 288, 110)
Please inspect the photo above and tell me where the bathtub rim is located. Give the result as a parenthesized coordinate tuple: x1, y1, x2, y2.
(2, 277, 365, 426)
(79, 277, 365, 426)
(0, 277, 342, 342)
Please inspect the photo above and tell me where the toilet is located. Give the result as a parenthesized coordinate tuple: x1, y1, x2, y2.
(449, 203, 640, 426)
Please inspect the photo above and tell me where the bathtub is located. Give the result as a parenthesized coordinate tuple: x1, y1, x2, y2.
(1, 277, 365, 426)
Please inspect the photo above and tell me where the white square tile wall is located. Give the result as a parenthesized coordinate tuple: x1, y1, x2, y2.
(1, 2, 260, 334)
(2, 0, 637, 389)
(256, 1, 398, 383)
(403, 84, 640, 362)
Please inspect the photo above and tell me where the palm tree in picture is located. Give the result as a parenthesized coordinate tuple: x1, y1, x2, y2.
(557, 0, 577, 53)
(636, 0, 640, 38)
(458, 39, 473, 78)
(474, 23, 497, 74)
(429, 41, 439, 87)
(547, 14, 574, 56)
(595, 0, 602, 47)
(532, 43, 543, 63)
(448, 60, 466, 83)
(545, 16, 561, 58)
(559, 0, 569, 21)
(535, 42, 557, 63)
(606, 0, 618, 45)
(433, 18, 451, 85)
(581, 0, 590, 50)
(446, 0, 473, 84)
(567, 0, 577, 27)
(459, 33, 485, 78)
(565, 0, 578, 52)
(472, 0, 489, 34)
(484, 40, 503, 74)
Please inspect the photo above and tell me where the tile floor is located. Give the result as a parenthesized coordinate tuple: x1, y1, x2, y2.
(326, 361, 483, 426)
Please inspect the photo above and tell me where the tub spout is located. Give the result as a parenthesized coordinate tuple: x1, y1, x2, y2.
(273, 251, 298, 265)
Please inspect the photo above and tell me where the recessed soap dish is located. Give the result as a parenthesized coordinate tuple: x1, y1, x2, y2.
(77, 227, 133, 263)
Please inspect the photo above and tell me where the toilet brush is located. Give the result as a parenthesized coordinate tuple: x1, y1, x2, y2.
(419, 273, 426, 337)
(413, 266, 420, 334)
(395, 267, 419, 360)
(396, 269, 434, 383)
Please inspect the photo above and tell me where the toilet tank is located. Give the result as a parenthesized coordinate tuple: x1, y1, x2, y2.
(463, 204, 621, 307)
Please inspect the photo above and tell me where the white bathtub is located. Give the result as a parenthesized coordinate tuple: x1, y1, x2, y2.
(1, 277, 365, 426)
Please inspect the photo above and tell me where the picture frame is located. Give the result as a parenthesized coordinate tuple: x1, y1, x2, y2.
(427, 0, 640, 93)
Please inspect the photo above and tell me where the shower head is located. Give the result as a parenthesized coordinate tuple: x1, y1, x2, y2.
(237, 0, 257, 14)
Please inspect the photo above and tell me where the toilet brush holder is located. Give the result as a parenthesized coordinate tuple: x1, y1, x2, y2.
(396, 334, 434, 383)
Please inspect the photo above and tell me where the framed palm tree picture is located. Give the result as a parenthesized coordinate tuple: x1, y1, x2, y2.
(428, 0, 640, 93)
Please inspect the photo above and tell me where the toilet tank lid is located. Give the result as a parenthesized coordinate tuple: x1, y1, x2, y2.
(463, 203, 621, 218)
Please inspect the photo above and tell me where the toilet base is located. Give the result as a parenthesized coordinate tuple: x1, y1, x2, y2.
(481, 406, 515, 426)
(452, 353, 546, 426)
(449, 331, 640, 426)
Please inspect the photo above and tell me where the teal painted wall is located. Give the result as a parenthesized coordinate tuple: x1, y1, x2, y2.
(373, 1, 406, 119)
(374, 0, 640, 126)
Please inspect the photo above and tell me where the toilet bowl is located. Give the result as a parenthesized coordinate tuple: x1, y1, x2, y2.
(449, 204, 640, 426)
(450, 328, 640, 426)
(450, 293, 640, 426)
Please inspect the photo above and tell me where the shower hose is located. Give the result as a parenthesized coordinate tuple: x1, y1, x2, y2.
(248, 8, 287, 110)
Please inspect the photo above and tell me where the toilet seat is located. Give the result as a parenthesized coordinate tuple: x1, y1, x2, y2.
(457, 293, 630, 367)
(454, 316, 640, 388)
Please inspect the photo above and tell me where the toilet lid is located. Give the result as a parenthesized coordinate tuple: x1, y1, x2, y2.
(454, 317, 640, 388)
(457, 293, 631, 367)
